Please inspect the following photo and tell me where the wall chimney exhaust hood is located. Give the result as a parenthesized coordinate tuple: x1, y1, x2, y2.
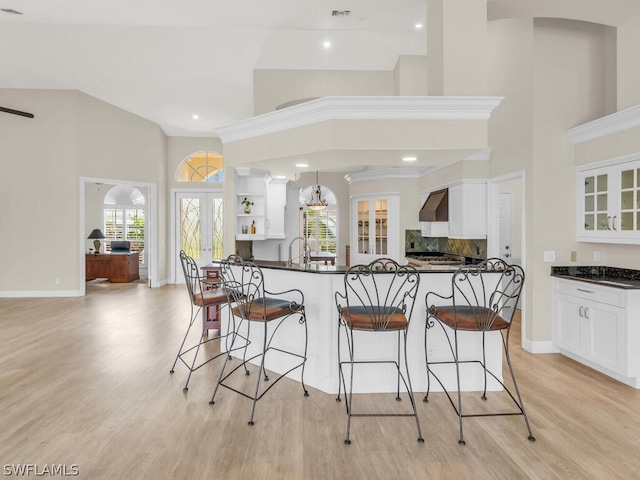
(419, 188, 448, 222)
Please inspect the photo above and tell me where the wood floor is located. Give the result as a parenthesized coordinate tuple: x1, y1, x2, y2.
(1, 281, 639, 480)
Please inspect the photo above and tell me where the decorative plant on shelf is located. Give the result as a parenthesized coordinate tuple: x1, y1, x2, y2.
(241, 197, 254, 214)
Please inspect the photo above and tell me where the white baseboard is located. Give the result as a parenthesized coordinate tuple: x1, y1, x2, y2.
(0, 290, 83, 298)
(523, 339, 559, 354)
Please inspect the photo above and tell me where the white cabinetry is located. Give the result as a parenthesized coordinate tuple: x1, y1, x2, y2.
(265, 180, 286, 239)
(236, 169, 287, 241)
(577, 159, 640, 244)
(351, 194, 399, 264)
(448, 182, 487, 239)
(552, 278, 640, 388)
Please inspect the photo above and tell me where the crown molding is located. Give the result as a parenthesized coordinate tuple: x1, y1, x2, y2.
(216, 96, 504, 143)
(567, 103, 640, 144)
(344, 166, 439, 183)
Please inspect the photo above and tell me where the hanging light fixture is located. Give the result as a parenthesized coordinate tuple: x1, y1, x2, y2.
(306, 171, 328, 211)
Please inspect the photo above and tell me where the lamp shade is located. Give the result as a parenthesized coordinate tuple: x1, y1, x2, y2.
(305, 171, 328, 211)
(87, 229, 106, 239)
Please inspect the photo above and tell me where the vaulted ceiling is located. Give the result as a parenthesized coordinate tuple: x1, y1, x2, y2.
(2, 0, 638, 138)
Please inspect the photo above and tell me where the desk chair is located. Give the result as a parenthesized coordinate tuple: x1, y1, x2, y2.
(335, 258, 423, 445)
(424, 258, 535, 445)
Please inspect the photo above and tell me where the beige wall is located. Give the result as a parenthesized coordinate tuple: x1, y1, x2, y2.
(393, 55, 428, 96)
(524, 19, 616, 341)
(0, 89, 167, 293)
(253, 69, 393, 116)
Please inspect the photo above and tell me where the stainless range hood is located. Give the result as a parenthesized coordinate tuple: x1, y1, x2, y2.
(419, 188, 448, 222)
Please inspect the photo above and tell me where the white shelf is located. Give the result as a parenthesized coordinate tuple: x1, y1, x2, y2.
(236, 234, 265, 241)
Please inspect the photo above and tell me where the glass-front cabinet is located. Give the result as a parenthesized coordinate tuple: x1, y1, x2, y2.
(351, 194, 399, 264)
(578, 159, 640, 243)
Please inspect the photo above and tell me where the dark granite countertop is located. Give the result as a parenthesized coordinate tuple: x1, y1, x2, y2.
(551, 266, 640, 289)
(251, 260, 463, 274)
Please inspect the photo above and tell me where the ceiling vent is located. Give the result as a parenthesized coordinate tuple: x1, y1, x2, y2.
(332, 10, 351, 17)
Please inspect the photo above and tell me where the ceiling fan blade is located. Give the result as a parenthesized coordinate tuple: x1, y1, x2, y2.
(0, 106, 35, 118)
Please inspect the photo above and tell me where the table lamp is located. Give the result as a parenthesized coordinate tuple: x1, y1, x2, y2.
(88, 229, 106, 254)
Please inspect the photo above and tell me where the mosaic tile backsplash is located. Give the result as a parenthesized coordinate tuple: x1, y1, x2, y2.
(405, 230, 486, 259)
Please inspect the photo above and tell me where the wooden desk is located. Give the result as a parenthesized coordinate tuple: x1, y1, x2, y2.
(86, 253, 140, 283)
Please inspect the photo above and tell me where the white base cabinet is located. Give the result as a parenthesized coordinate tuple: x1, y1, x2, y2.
(552, 278, 640, 388)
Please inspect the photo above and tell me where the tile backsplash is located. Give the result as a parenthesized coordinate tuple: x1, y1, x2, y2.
(405, 230, 486, 259)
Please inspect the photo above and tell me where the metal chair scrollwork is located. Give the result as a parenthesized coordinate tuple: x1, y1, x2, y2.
(335, 258, 423, 445)
(209, 255, 309, 426)
(170, 250, 242, 391)
(424, 258, 535, 445)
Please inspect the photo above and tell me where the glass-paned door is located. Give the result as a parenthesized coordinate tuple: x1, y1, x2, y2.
(583, 173, 609, 231)
(619, 167, 640, 231)
(351, 195, 398, 265)
(176, 192, 223, 280)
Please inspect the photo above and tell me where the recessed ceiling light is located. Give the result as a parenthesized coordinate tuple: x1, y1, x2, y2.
(192, 114, 199, 120)
(402, 156, 417, 162)
(295, 163, 309, 168)
(323, 41, 332, 49)
(414, 23, 423, 30)
(274, 175, 287, 179)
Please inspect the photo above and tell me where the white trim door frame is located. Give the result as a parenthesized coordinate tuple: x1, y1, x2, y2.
(80, 177, 159, 295)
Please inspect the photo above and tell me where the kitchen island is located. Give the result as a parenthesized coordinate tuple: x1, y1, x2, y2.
(216, 260, 504, 395)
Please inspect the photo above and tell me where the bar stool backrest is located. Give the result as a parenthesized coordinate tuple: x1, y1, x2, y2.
(218, 255, 265, 317)
(341, 258, 420, 331)
(449, 258, 525, 330)
(179, 250, 204, 304)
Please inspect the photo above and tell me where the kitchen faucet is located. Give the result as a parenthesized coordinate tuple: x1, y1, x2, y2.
(287, 236, 310, 266)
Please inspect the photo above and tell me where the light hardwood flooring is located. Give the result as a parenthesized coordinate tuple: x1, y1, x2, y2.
(1, 281, 639, 479)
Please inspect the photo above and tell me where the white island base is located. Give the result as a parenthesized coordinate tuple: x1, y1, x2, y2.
(220, 263, 504, 395)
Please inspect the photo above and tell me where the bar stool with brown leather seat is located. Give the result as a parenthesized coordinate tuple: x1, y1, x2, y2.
(209, 255, 309, 426)
(423, 258, 535, 445)
(169, 250, 244, 391)
(334, 258, 423, 445)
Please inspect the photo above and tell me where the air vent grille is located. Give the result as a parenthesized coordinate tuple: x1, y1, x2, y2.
(332, 10, 351, 17)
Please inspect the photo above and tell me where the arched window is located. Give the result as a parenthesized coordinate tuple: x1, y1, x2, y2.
(299, 185, 338, 254)
(103, 185, 146, 265)
(176, 151, 224, 182)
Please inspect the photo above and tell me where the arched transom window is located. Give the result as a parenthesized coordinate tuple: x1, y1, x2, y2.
(176, 151, 224, 183)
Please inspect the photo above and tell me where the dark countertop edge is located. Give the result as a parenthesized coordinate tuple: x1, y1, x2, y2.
(550, 266, 640, 289)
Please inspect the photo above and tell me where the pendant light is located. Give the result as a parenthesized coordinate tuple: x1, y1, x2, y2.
(306, 171, 328, 211)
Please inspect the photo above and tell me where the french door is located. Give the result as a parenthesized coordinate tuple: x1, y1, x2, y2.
(175, 192, 223, 280)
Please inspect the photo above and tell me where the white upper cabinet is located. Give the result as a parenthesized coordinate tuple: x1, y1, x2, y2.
(577, 158, 640, 244)
(265, 180, 287, 239)
(448, 182, 487, 239)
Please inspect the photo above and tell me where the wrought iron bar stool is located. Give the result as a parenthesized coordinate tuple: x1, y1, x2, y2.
(209, 255, 309, 426)
(169, 251, 245, 391)
(423, 258, 535, 445)
(335, 258, 423, 445)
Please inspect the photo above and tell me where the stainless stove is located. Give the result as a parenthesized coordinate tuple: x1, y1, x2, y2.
(405, 252, 465, 269)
